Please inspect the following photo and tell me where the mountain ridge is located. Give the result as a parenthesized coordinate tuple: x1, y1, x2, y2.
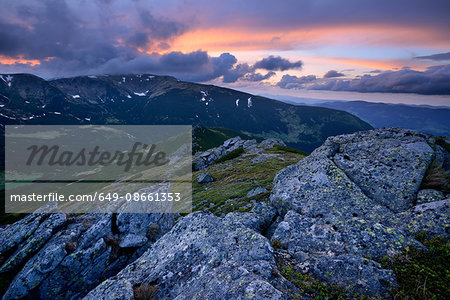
(0, 73, 372, 152)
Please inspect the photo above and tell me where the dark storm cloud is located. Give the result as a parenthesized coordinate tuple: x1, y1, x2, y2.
(125, 10, 186, 48)
(309, 65, 450, 95)
(138, 10, 186, 40)
(415, 52, 450, 61)
(277, 74, 317, 89)
(0, 0, 81, 59)
(324, 70, 345, 78)
(253, 56, 303, 71)
(0, 1, 286, 82)
(0, 0, 188, 77)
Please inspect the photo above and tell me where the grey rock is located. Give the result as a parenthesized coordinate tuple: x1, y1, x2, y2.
(3, 220, 86, 299)
(311, 254, 395, 297)
(224, 202, 277, 233)
(197, 172, 213, 183)
(0, 213, 47, 256)
(332, 129, 434, 212)
(416, 189, 444, 205)
(246, 187, 268, 198)
(84, 212, 291, 299)
(258, 138, 286, 149)
(272, 210, 422, 260)
(389, 198, 450, 237)
(39, 237, 111, 299)
(77, 214, 112, 249)
(0, 212, 66, 274)
(119, 234, 148, 248)
(193, 137, 285, 171)
(270, 150, 392, 222)
(2, 209, 177, 300)
(269, 128, 447, 297)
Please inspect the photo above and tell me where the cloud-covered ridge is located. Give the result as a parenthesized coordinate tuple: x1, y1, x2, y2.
(278, 65, 450, 95)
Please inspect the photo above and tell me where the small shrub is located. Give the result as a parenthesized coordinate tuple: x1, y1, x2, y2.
(65, 241, 77, 253)
(272, 239, 282, 250)
(381, 234, 449, 299)
(215, 147, 245, 164)
(146, 224, 160, 242)
(82, 219, 91, 228)
(104, 235, 122, 260)
(273, 144, 308, 156)
(103, 235, 121, 246)
(134, 283, 158, 300)
(421, 162, 450, 194)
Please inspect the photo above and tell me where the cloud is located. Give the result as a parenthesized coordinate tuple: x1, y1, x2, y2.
(0, 0, 187, 77)
(253, 56, 303, 71)
(309, 65, 450, 95)
(324, 70, 345, 78)
(0, 1, 296, 83)
(244, 71, 276, 82)
(178, 0, 450, 38)
(366, 70, 383, 74)
(277, 74, 317, 89)
(415, 52, 450, 61)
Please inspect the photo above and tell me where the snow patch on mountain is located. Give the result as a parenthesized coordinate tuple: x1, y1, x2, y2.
(1, 75, 13, 87)
(134, 91, 149, 97)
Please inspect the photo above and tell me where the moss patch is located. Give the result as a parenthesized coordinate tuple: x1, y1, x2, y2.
(381, 233, 450, 299)
(279, 265, 354, 299)
(272, 144, 309, 156)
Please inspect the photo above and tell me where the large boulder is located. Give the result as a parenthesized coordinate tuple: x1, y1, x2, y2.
(269, 128, 449, 297)
(84, 212, 293, 299)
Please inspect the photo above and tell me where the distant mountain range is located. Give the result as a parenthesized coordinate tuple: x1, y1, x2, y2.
(0, 73, 372, 152)
(285, 100, 450, 138)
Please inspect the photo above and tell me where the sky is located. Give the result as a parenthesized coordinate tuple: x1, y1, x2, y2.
(1, 0, 450, 106)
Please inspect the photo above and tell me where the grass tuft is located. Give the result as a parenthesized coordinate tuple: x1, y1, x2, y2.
(134, 283, 158, 300)
(273, 144, 308, 156)
(381, 233, 450, 299)
(421, 162, 450, 194)
(214, 147, 245, 164)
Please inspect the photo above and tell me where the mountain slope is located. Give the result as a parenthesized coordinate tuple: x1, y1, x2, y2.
(0, 73, 372, 152)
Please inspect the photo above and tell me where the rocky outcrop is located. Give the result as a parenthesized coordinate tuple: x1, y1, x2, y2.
(84, 211, 292, 300)
(270, 128, 449, 297)
(2, 212, 176, 299)
(193, 136, 285, 170)
(1, 128, 448, 299)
